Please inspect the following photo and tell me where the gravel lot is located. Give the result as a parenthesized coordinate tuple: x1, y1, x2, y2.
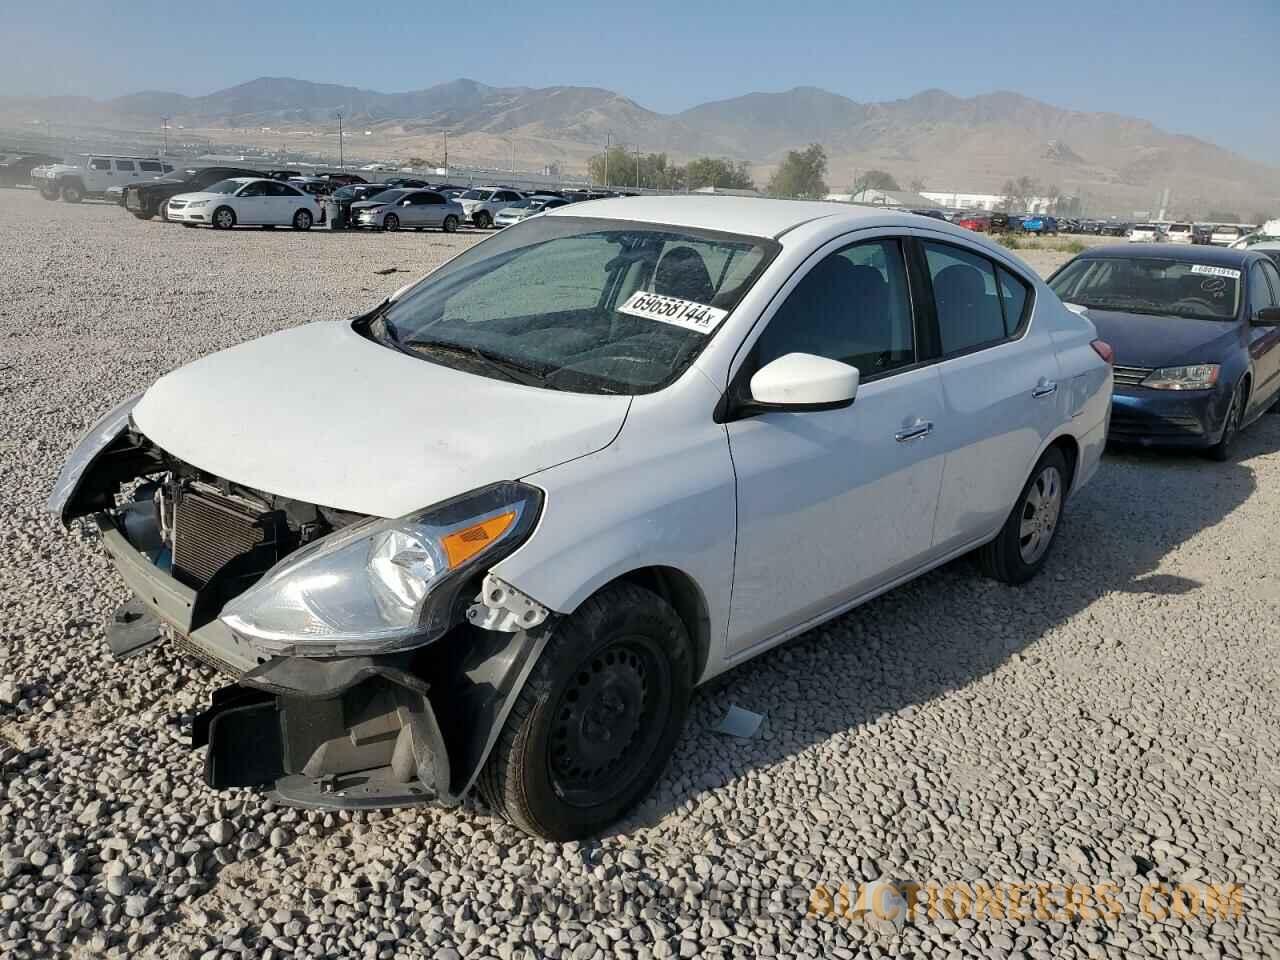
(2, 188, 1279, 960)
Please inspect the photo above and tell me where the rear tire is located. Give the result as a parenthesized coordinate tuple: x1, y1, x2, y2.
(978, 447, 1068, 584)
(60, 182, 83, 203)
(442, 215, 459, 233)
(478, 583, 693, 840)
(292, 208, 313, 230)
(212, 206, 236, 230)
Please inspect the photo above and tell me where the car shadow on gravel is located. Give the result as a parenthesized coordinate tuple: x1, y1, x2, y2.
(608, 418, 1278, 836)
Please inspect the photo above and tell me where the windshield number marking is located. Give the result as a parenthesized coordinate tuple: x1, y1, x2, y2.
(618, 291, 728, 335)
(1190, 265, 1241, 280)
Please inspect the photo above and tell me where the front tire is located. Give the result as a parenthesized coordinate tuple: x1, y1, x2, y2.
(60, 182, 83, 203)
(443, 214, 459, 233)
(212, 206, 236, 230)
(478, 583, 693, 840)
(1208, 381, 1245, 461)
(474, 210, 492, 229)
(978, 447, 1068, 584)
(292, 209, 313, 230)
(383, 213, 400, 232)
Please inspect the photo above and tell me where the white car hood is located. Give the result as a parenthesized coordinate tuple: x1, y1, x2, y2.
(170, 191, 225, 203)
(132, 321, 631, 517)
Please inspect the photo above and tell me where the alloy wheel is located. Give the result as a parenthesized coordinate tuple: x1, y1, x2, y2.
(1018, 465, 1062, 564)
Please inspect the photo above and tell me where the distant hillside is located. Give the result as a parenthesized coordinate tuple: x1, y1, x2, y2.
(2, 77, 1276, 216)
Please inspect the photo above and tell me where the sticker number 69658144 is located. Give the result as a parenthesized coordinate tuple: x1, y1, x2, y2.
(618, 290, 728, 335)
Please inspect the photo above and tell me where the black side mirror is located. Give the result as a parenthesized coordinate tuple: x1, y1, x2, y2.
(1254, 306, 1280, 326)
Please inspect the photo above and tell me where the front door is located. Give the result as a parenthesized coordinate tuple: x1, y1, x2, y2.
(1246, 260, 1280, 412)
(726, 235, 946, 655)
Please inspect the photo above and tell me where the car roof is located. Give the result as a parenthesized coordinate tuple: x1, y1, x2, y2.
(1077, 243, 1259, 266)
(541, 195, 936, 239)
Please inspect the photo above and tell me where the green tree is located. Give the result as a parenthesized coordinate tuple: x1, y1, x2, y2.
(767, 144, 828, 199)
(588, 147, 676, 189)
(852, 169, 900, 196)
(684, 156, 755, 190)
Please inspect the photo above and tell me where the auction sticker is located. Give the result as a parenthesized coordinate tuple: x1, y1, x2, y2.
(1190, 265, 1241, 280)
(618, 291, 728, 335)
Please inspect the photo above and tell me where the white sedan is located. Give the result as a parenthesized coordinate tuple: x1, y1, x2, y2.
(167, 177, 321, 230)
(50, 197, 1112, 840)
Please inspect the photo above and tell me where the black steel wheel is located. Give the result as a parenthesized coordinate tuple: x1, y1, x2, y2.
(383, 213, 400, 232)
(474, 210, 492, 229)
(478, 582, 692, 840)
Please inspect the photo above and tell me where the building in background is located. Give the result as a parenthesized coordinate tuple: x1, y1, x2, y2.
(918, 190, 1057, 213)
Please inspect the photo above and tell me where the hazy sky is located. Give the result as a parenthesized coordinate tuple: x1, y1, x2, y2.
(6, 0, 1278, 161)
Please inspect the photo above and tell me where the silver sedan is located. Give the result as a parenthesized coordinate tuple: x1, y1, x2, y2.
(351, 189, 465, 232)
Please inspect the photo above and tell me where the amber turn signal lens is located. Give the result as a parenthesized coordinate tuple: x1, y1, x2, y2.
(441, 511, 517, 568)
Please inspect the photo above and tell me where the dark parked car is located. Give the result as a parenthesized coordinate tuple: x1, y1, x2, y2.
(381, 177, 430, 189)
(910, 208, 947, 220)
(1048, 245, 1280, 459)
(122, 166, 265, 220)
(265, 170, 302, 181)
(1101, 222, 1130, 237)
(327, 183, 397, 229)
(321, 173, 367, 187)
(0, 152, 59, 188)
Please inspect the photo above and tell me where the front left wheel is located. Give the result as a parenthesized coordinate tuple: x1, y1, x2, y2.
(478, 583, 693, 840)
(212, 206, 236, 230)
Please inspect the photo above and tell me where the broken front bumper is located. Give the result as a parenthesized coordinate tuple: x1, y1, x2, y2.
(96, 513, 554, 810)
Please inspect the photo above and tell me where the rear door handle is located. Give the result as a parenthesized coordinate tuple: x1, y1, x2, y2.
(895, 419, 933, 442)
(1033, 379, 1058, 399)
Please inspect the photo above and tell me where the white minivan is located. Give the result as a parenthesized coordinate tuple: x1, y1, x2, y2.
(50, 197, 1113, 839)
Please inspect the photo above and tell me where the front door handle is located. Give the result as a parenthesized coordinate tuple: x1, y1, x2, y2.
(1033, 379, 1058, 399)
(895, 419, 934, 442)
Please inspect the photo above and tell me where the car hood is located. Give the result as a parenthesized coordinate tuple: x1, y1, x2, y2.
(170, 190, 226, 203)
(131, 321, 631, 517)
(1074, 308, 1240, 368)
(349, 200, 387, 211)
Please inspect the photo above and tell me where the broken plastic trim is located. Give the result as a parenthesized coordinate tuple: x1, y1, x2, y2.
(466, 573, 550, 632)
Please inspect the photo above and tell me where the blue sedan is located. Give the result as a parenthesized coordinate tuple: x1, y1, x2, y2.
(1048, 245, 1280, 459)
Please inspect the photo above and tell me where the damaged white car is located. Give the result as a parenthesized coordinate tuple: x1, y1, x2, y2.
(50, 198, 1112, 839)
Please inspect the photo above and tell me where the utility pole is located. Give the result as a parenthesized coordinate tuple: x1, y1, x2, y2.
(160, 117, 169, 156)
(510, 138, 515, 174)
(443, 131, 448, 171)
(604, 131, 611, 187)
(635, 144, 640, 190)
(336, 112, 344, 170)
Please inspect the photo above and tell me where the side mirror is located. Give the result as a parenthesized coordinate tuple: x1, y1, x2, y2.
(747, 353, 860, 412)
(1254, 306, 1280, 326)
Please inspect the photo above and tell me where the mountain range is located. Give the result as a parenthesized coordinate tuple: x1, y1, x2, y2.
(3, 77, 1276, 217)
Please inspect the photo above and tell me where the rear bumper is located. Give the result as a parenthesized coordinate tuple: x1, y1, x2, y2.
(1107, 387, 1226, 447)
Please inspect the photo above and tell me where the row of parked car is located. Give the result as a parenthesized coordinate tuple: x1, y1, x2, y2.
(21, 152, 623, 233)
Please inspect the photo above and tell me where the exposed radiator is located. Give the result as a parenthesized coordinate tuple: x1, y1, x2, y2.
(171, 486, 280, 589)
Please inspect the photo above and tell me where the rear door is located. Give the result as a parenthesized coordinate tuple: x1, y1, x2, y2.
(265, 181, 306, 224)
(911, 233, 1064, 552)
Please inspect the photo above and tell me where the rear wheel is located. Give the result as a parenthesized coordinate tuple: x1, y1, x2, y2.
(383, 213, 400, 232)
(478, 583, 693, 840)
(292, 208, 313, 230)
(212, 206, 236, 230)
(978, 447, 1068, 584)
(60, 182, 83, 203)
(442, 215, 459, 233)
(474, 210, 492, 229)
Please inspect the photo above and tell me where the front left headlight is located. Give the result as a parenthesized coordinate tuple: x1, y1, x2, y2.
(220, 481, 543, 657)
(1141, 364, 1220, 390)
(188, 200, 209, 208)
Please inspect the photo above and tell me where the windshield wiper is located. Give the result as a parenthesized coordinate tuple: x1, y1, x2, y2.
(402, 338, 552, 388)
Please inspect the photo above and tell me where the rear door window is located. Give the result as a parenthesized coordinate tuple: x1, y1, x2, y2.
(139, 161, 162, 173)
(115, 160, 136, 172)
(923, 242, 1007, 354)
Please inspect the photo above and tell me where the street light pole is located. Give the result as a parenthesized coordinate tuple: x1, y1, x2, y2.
(161, 117, 169, 156)
(604, 131, 611, 188)
(635, 144, 640, 190)
(336, 112, 344, 170)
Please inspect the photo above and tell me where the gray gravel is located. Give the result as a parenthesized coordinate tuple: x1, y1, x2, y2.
(2, 188, 1280, 959)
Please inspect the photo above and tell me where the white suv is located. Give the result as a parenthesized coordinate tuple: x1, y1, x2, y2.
(456, 186, 524, 228)
(34, 155, 174, 203)
(1166, 223, 1194, 245)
